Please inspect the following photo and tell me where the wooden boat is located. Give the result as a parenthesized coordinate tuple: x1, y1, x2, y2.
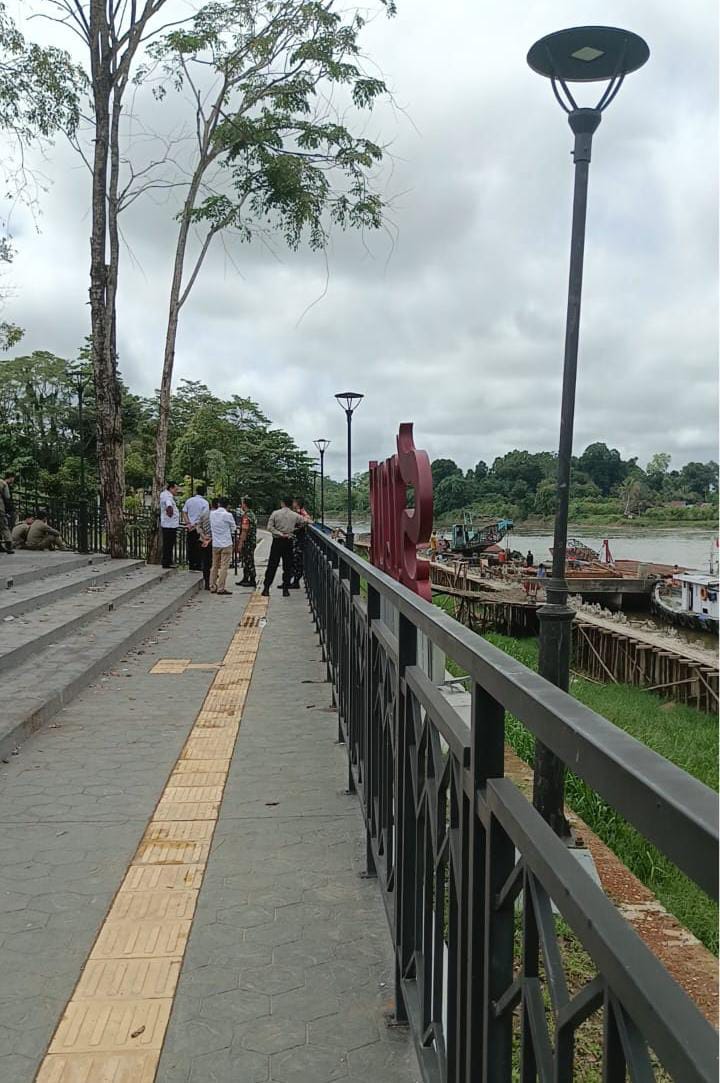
(651, 574, 718, 635)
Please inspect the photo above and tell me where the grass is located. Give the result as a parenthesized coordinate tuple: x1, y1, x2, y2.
(432, 596, 718, 950)
(482, 630, 719, 953)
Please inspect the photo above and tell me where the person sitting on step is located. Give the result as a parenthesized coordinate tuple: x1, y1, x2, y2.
(11, 516, 34, 549)
(24, 510, 68, 551)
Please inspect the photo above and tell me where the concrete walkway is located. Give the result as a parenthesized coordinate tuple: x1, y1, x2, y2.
(0, 537, 419, 1083)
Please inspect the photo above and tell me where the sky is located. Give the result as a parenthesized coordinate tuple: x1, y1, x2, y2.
(2, 1, 718, 481)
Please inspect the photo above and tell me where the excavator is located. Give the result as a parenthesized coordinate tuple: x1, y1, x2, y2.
(450, 513, 514, 557)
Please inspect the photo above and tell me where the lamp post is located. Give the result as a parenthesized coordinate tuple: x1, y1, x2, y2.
(527, 26, 649, 837)
(334, 393, 363, 550)
(313, 438, 330, 527)
(69, 366, 93, 554)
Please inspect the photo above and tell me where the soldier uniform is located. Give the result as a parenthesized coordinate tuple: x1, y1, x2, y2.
(0, 479, 13, 553)
(236, 501, 258, 587)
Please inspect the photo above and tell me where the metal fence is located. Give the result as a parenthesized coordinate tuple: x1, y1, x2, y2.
(12, 489, 189, 563)
(304, 527, 718, 1083)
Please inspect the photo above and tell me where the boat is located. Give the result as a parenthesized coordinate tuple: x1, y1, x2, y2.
(651, 573, 719, 635)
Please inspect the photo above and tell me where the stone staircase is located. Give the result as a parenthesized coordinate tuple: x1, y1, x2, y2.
(0, 552, 202, 759)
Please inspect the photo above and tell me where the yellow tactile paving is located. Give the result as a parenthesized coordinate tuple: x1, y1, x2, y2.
(36, 595, 269, 1083)
(166, 770, 227, 788)
(149, 660, 191, 674)
(139, 819, 215, 843)
(152, 800, 220, 822)
(171, 759, 229, 775)
(48, 998, 173, 1054)
(90, 919, 193, 960)
(121, 864, 205, 892)
(37, 1051, 158, 1083)
(132, 839, 211, 866)
(107, 890, 198, 923)
(74, 959, 182, 1001)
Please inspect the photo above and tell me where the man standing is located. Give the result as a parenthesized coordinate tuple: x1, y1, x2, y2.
(25, 510, 67, 551)
(289, 497, 311, 589)
(183, 484, 209, 571)
(159, 482, 180, 569)
(0, 473, 14, 553)
(262, 497, 303, 598)
(1, 472, 16, 528)
(209, 497, 236, 595)
(235, 496, 258, 587)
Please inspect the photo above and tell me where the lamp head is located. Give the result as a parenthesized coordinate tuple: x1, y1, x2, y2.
(528, 26, 649, 113)
(314, 438, 331, 454)
(335, 392, 364, 415)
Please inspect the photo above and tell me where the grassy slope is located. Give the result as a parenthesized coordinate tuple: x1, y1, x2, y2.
(483, 631, 718, 952)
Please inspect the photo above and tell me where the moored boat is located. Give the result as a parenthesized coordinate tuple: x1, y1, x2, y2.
(651, 573, 718, 635)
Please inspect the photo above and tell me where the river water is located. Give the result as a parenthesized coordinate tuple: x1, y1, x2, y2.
(510, 528, 717, 571)
(346, 523, 717, 572)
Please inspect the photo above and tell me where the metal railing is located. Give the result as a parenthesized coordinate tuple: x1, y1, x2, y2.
(13, 489, 188, 563)
(304, 527, 718, 1083)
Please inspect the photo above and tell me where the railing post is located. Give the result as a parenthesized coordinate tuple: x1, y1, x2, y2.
(365, 582, 381, 878)
(394, 612, 417, 1025)
(465, 684, 510, 1081)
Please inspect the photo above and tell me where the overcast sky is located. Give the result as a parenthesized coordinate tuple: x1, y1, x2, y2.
(2, 1, 718, 480)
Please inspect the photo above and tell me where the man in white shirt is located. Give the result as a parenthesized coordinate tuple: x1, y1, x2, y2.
(182, 484, 209, 571)
(209, 496, 237, 595)
(159, 482, 180, 568)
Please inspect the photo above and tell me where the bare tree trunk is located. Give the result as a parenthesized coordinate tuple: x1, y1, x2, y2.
(89, 1, 125, 557)
(148, 167, 210, 563)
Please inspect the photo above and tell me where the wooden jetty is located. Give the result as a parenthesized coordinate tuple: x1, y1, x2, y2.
(356, 544, 718, 710)
(429, 561, 718, 712)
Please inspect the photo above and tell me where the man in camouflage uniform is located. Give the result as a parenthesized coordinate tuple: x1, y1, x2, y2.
(235, 496, 258, 587)
(0, 474, 14, 554)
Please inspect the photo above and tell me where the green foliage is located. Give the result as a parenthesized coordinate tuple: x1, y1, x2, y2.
(0, 353, 312, 511)
(431, 458, 462, 487)
(430, 441, 719, 526)
(578, 442, 627, 495)
(0, 2, 85, 143)
(147, 0, 393, 254)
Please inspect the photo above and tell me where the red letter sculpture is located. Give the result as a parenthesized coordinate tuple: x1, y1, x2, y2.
(369, 423, 434, 601)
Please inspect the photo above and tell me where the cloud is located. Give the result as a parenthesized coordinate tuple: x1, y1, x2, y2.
(1, 0, 717, 482)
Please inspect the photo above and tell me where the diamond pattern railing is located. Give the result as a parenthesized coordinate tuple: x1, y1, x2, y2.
(304, 527, 718, 1083)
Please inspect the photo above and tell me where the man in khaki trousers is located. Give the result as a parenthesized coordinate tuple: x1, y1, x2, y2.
(209, 497, 236, 595)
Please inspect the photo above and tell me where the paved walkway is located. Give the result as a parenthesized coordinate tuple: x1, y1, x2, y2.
(0, 539, 419, 1083)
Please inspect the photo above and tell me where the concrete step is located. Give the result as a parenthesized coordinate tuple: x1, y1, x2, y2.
(0, 565, 183, 676)
(1, 551, 112, 590)
(0, 558, 146, 620)
(0, 570, 203, 760)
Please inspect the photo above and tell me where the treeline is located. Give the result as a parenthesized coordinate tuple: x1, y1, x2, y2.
(321, 443, 718, 527)
(429, 445, 719, 525)
(0, 351, 313, 513)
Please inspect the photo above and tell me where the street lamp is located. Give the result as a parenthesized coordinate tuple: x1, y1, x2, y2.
(313, 438, 330, 527)
(334, 393, 363, 550)
(68, 365, 93, 554)
(527, 26, 649, 837)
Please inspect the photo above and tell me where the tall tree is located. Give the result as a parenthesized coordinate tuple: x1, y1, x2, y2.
(141, 0, 394, 559)
(47, 0, 189, 555)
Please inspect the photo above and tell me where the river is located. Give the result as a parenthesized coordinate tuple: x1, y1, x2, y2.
(345, 523, 717, 571)
(510, 528, 717, 571)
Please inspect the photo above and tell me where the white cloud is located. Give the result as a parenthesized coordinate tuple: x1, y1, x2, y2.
(2, 0, 717, 482)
